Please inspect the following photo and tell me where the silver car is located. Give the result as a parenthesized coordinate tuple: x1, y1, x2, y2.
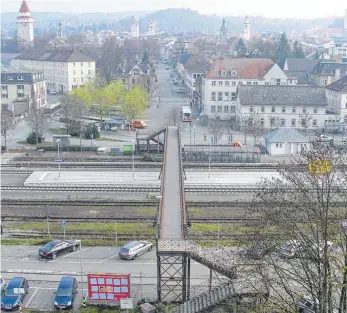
(119, 240, 153, 260)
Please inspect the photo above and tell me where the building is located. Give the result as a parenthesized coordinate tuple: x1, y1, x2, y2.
(17, 0, 34, 51)
(11, 49, 96, 93)
(148, 20, 156, 35)
(325, 75, 347, 121)
(328, 43, 347, 60)
(263, 128, 311, 155)
(219, 18, 227, 44)
(1, 67, 46, 116)
(283, 58, 319, 85)
(202, 58, 291, 120)
(1, 53, 21, 68)
(131, 20, 139, 38)
(236, 85, 334, 130)
(310, 62, 347, 86)
(243, 16, 251, 41)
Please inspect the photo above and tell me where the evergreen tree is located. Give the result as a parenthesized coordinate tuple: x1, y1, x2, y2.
(142, 51, 149, 62)
(292, 40, 305, 58)
(276, 32, 291, 69)
(235, 38, 247, 57)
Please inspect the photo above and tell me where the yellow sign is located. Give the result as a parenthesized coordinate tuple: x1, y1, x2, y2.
(308, 160, 331, 175)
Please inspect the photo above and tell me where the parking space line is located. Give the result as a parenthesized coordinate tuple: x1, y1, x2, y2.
(145, 260, 155, 264)
(98, 254, 119, 263)
(58, 247, 92, 259)
(25, 287, 38, 307)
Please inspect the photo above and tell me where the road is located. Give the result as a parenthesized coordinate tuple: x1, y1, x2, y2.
(1, 245, 228, 311)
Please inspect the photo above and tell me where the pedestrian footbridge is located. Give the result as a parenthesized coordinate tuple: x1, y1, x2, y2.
(156, 126, 267, 306)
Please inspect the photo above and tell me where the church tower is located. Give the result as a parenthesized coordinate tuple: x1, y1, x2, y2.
(219, 18, 227, 44)
(17, 0, 34, 50)
(243, 16, 251, 41)
(131, 17, 139, 38)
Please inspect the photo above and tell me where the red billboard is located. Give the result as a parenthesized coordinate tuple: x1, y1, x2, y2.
(87, 273, 131, 302)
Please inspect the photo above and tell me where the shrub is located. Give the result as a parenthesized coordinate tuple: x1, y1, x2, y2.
(26, 132, 42, 144)
(84, 124, 100, 139)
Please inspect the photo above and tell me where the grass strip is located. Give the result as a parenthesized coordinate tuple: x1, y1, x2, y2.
(95, 137, 125, 142)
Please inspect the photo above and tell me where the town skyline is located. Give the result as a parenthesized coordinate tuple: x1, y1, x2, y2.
(1, 0, 347, 19)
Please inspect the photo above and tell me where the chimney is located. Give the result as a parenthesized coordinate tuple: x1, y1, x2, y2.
(335, 68, 341, 81)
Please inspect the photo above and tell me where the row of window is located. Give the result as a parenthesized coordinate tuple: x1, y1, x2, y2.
(211, 92, 237, 101)
(73, 70, 92, 76)
(210, 105, 236, 113)
(249, 106, 319, 114)
(210, 79, 282, 87)
(6, 75, 24, 81)
(72, 62, 92, 68)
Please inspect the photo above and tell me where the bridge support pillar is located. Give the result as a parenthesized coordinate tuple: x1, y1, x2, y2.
(157, 253, 189, 303)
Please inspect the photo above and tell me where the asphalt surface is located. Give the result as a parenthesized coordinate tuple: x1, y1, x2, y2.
(1, 245, 227, 311)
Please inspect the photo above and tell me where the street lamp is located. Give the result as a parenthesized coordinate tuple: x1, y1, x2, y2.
(56, 139, 61, 178)
(132, 140, 135, 178)
(77, 240, 84, 304)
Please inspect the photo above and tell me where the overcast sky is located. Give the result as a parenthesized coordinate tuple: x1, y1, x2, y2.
(2, 0, 346, 19)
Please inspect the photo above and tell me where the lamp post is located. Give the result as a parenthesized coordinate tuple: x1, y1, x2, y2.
(78, 240, 84, 303)
(132, 140, 135, 178)
(193, 126, 196, 145)
(56, 139, 61, 178)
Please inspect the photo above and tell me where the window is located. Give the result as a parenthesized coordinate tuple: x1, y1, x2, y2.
(292, 107, 296, 113)
(212, 81, 216, 86)
(132, 78, 135, 84)
(217, 105, 222, 112)
(250, 106, 254, 113)
(73, 63, 76, 67)
(231, 70, 237, 76)
(291, 119, 296, 127)
(211, 105, 216, 113)
(260, 118, 264, 126)
(218, 92, 222, 101)
(276, 79, 281, 85)
(225, 81, 229, 86)
(265, 82, 269, 85)
(247, 81, 252, 85)
(81, 62, 83, 67)
(301, 119, 306, 127)
(73, 78, 76, 83)
(224, 92, 229, 101)
(323, 79, 327, 85)
(282, 106, 286, 113)
(81, 70, 83, 75)
(302, 106, 306, 113)
(81, 78, 84, 83)
(261, 106, 265, 113)
(281, 119, 286, 127)
(271, 106, 275, 113)
(1, 94, 8, 99)
(313, 107, 317, 114)
(218, 81, 223, 86)
(270, 118, 275, 127)
(253, 82, 258, 85)
(231, 92, 236, 101)
(231, 81, 236, 86)
(17, 75, 24, 80)
(8, 75, 14, 80)
(230, 106, 236, 113)
(224, 105, 229, 113)
(17, 85, 24, 90)
(73, 70, 76, 75)
(2, 85, 8, 91)
(72, 85, 78, 90)
(312, 119, 317, 127)
(276, 143, 283, 148)
(211, 92, 216, 101)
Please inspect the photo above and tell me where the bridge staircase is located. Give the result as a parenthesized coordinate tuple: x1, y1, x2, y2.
(136, 126, 166, 153)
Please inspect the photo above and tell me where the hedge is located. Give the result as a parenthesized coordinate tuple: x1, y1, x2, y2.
(36, 145, 98, 152)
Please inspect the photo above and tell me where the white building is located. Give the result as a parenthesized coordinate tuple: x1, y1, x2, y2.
(202, 58, 292, 120)
(328, 43, 347, 59)
(237, 85, 337, 130)
(263, 128, 311, 155)
(11, 49, 96, 93)
(131, 21, 139, 38)
(243, 16, 251, 41)
(17, 0, 34, 50)
(149, 20, 156, 35)
(325, 75, 347, 122)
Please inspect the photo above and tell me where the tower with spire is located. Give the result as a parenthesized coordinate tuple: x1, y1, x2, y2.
(131, 17, 139, 38)
(17, 0, 34, 50)
(58, 21, 63, 37)
(219, 18, 227, 44)
(243, 16, 251, 41)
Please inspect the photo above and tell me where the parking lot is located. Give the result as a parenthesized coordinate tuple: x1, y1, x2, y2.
(1, 245, 218, 311)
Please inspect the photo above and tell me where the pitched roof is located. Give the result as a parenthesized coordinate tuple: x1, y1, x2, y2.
(206, 58, 274, 79)
(264, 128, 309, 143)
(19, 0, 30, 13)
(238, 85, 327, 107)
(325, 75, 347, 92)
(284, 58, 319, 72)
(14, 49, 95, 62)
(184, 54, 210, 72)
(311, 62, 347, 75)
(178, 54, 192, 65)
(284, 70, 310, 85)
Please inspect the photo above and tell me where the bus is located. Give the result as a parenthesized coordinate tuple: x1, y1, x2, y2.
(181, 106, 192, 122)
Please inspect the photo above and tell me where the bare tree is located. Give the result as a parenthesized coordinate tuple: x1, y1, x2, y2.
(241, 145, 347, 313)
(1, 109, 14, 150)
(59, 94, 86, 135)
(239, 111, 266, 146)
(166, 106, 181, 127)
(208, 115, 223, 144)
(268, 114, 282, 131)
(299, 112, 313, 136)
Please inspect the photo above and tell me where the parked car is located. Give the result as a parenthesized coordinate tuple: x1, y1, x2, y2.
(50, 90, 57, 95)
(316, 134, 333, 144)
(119, 240, 153, 260)
(0, 276, 6, 295)
(1, 277, 29, 311)
(39, 240, 80, 260)
(133, 120, 147, 129)
(241, 243, 276, 260)
(54, 276, 78, 309)
(280, 240, 306, 258)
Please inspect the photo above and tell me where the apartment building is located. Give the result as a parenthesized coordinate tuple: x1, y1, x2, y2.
(1, 67, 46, 116)
(310, 62, 347, 86)
(325, 75, 347, 122)
(202, 58, 292, 120)
(10, 49, 96, 93)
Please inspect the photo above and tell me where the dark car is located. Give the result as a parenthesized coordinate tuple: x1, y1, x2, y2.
(54, 276, 78, 309)
(39, 240, 79, 260)
(1, 277, 29, 311)
(242, 243, 276, 260)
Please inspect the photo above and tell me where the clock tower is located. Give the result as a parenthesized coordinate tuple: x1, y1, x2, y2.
(17, 0, 34, 51)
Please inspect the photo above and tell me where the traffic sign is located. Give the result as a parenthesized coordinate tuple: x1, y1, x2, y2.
(60, 220, 67, 228)
(54, 159, 64, 162)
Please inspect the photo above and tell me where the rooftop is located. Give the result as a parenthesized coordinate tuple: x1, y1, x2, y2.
(284, 58, 319, 72)
(311, 62, 347, 75)
(238, 85, 327, 107)
(15, 49, 95, 62)
(325, 75, 347, 92)
(264, 128, 309, 143)
(19, 0, 30, 13)
(2, 67, 43, 74)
